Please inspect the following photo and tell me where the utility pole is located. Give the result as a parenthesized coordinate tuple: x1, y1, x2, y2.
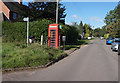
(56, 0, 59, 24)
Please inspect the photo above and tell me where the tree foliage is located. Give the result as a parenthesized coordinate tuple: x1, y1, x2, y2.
(104, 4, 120, 38)
(78, 21, 84, 34)
(71, 22, 93, 39)
(83, 24, 92, 38)
(27, 2, 66, 24)
(93, 26, 107, 37)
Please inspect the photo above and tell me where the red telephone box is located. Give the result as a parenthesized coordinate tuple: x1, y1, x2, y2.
(48, 24, 61, 49)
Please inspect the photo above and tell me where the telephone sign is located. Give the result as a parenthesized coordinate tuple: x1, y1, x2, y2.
(59, 25, 62, 29)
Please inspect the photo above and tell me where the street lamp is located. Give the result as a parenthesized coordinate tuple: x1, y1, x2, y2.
(56, 0, 59, 24)
(56, 0, 61, 24)
(23, 17, 29, 47)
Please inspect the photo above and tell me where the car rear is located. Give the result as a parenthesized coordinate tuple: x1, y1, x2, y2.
(112, 38, 120, 51)
(106, 37, 114, 45)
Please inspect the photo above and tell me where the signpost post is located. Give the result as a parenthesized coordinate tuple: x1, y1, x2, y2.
(23, 17, 29, 47)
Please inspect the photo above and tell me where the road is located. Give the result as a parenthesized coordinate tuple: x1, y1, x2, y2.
(3, 38, 118, 81)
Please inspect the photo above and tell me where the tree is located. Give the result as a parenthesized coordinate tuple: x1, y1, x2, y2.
(115, 4, 120, 19)
(104, 10, 117, 25)
(104, 3, 120, 38)
(72, 22, 78, 28)
(101, 25, 107, 36)
(93, 28, 102, 37)
(27, 2, 66, 23)
(104, 4, 120, 25)
(78, 21, 84, 34)
(83, 24, 91, 38)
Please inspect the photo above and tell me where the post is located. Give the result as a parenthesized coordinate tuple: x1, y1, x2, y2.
(56, 0, 59, 24)
(46, 36, 48, 47)
(62, 36, 66, 50)
(63, 41, 65, 50)
(41, 34, 43, 45)
(27, 17, 29, 47)
(23, 17, 29, 47)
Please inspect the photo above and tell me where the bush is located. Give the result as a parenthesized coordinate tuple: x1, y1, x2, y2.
(2, 19, 53, 43)
(104, 33, 109, 39)
(84, 33, 90, 39)
(2, 20, 79, 45)
(29, 19, 53, 42)
(61, 24, 79, 44)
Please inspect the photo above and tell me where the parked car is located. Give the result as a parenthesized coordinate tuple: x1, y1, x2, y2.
(118, 44, 120, 55)
(106, 37, 114, 45)
(88, 37, 92, 40)
(100, 37, 104, 40)
(111, 38, 120, 51)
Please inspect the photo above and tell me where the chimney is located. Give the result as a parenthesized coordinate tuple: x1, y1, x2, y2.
(18, 0, 22, 4)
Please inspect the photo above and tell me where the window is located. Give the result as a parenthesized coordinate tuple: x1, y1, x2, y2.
(18, 15, 21, 18)
(13, 13, 17, 20)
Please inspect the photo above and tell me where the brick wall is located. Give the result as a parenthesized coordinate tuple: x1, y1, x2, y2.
(0, 0, 10, 19)
(18, 0, 22, 4)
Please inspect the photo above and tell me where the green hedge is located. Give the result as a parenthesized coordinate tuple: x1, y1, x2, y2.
(2, 22, 26, 43)
(61, 24, 79, 44)
(2, 19, 53, 43)
(2, 19, 79, 44)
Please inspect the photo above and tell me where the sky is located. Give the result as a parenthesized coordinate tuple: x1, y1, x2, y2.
(13, 0, 119, 2)
(13, 0, 119, 29)
(62, 2, 118, 29)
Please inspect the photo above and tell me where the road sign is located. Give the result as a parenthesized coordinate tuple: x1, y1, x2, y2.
(23, 17, 29, 21)
(62, 36, 66, 41)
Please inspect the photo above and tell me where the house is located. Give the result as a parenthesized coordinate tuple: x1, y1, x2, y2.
(0, 0, 27, 21)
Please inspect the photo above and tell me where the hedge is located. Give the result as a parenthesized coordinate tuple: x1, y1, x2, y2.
(61, 24, 79, 44)
(2, 19, 53, 43)
(2, 19, 79, 44)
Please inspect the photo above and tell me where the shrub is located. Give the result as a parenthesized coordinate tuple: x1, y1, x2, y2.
(2, 19, 53, 43)
(2, 20, 79, 45)
(61, 24, 79, 44)
(104, 33, 109, 39)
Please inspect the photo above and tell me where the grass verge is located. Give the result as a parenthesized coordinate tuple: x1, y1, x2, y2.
(2, 43, 67, 69)
(61, 39, 90, 50)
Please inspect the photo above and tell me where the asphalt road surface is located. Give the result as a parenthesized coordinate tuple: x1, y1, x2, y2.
(3, 38, 118, 81)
